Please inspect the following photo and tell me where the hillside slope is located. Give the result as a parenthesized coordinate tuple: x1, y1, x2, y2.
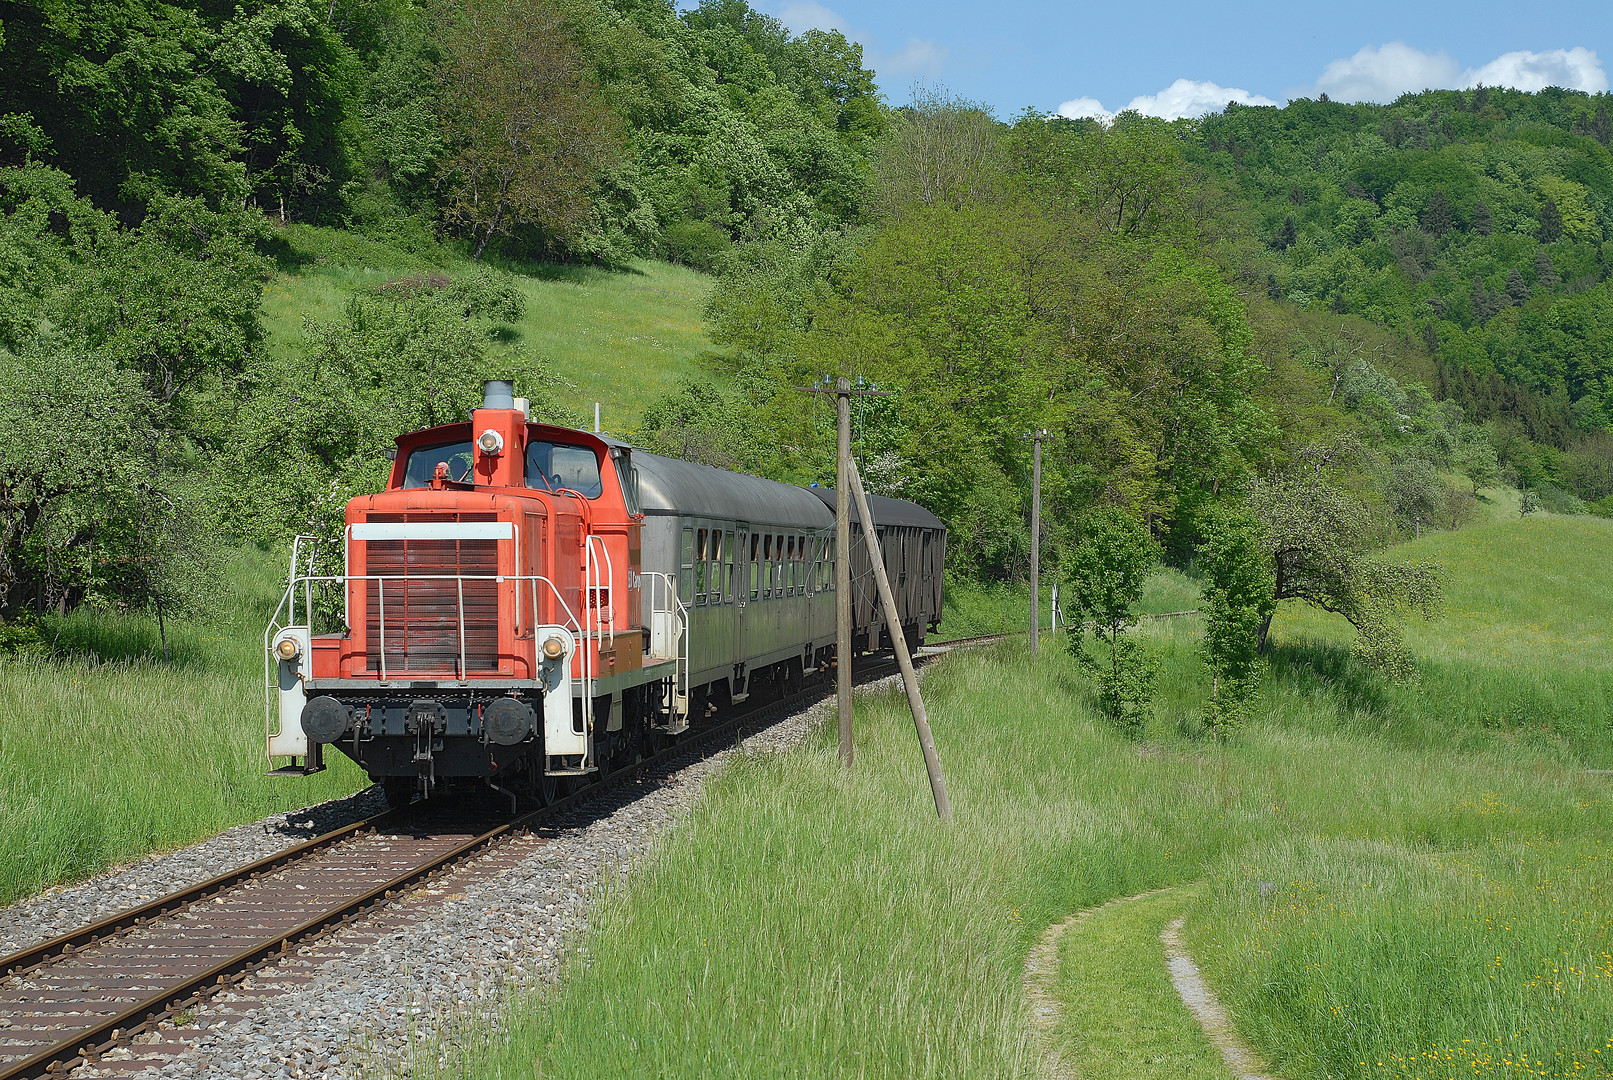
(260, 226, 718, 428)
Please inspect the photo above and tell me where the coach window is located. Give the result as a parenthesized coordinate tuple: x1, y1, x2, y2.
(748, 533, 759, 600)
(697, 529, 712, 604)
(749, 534, 761, 600)
(708, 531, 722, 605)
(783, 536, 794, 594)
(724, 531, 735, 602)
(797, 535, 807, 591)
(680, 528, 694, 604)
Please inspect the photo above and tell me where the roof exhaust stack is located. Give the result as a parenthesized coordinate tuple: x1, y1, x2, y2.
(483, 380, 515, 411)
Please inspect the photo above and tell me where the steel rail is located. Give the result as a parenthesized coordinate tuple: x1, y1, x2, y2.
(0, 654, 905, 1080)
(0, 808, 405, 982)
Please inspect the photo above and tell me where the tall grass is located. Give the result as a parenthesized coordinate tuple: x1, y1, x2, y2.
(427, 514, 1611, 1079)
(0, 548, 365, 905)
(938, 566, 1200, 641)
(259, 225, 717, 426)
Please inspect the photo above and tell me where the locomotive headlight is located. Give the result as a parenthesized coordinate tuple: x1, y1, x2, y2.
(541, 634, 567, 660)
(275, 636, 301, 661)
(477, 428, 504, 455)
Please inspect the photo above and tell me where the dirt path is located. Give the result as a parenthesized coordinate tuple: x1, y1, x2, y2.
(1020, 887, 1175, 1080)
(1023, 888, 1276, 1080)
(1161, 916, 1275, 1080)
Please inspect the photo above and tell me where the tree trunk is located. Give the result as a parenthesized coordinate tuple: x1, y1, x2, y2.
(155, 595, 169, 663)
(472, 203, 506, 260)
(1256, 610, 1273, 655)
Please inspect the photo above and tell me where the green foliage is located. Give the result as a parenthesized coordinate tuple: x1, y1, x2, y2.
(1192, 88, 1613, 465)
(695, 96, 1274, 577)
(0, 166, 252, 620)
(434, 0, 621, 259)
(1250, 457, 1444, 679)
(1196, 506, 1274, 738)
(1064, 509, 1159, 734)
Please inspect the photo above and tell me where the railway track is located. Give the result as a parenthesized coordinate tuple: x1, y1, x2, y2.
(0, 655, 915, 1080)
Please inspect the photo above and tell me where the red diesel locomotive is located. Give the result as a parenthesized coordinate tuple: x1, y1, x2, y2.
(266, 380, 946, 806)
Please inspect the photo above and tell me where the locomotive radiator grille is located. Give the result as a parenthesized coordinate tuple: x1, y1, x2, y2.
(365, 536, 499, 674)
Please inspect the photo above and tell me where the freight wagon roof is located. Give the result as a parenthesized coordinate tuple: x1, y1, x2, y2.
(805, 486, 945, 531)
(630, 450, 834, 530)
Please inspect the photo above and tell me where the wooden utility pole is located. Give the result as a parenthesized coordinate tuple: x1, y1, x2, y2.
(1024, 429, 1047, 654)
(835, 378, 853, 767)
(798, 376, 888, 770)
(847, 456, 952, 822)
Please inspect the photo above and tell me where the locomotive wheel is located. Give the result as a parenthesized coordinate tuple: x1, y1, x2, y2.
(532, 771, 559, 807)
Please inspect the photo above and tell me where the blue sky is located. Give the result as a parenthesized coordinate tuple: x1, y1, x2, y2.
(746, 0, 1610, 119)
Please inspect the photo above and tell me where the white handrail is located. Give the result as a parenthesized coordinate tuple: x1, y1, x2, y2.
(585, 534, 615, 648)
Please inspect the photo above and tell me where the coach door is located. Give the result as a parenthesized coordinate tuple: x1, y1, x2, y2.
(733, 525, 753, 682)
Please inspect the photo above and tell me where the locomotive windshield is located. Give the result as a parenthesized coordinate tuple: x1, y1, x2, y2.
(401, 441, 474, 487)
(526, 440, 603, 497)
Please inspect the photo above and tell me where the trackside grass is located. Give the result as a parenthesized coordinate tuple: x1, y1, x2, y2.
(430, 513, 1611, 1080)
(0, 549, 365, 906)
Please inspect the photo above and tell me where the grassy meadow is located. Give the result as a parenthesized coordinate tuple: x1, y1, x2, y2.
(428, 510, 1612, 1080)
(0, 549, 366, 906)
(260, 225, 718, 426)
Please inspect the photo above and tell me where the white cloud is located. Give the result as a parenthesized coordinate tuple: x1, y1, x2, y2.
(1464, 48, 1608, 94)
(1056, 80, 1275, 124)
(1314, 42, 1609, 102)
(1316, 42, 1459, 103)
(770, 1, 847, 35)
(879, 38, 947, 77)
(1056, 96, 1114, 123)
(1124, 79, 1277, 120)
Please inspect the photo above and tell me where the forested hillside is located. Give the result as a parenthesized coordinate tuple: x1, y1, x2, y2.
(1193, 89, 1613, 496)
(0, 0, 1610, 638)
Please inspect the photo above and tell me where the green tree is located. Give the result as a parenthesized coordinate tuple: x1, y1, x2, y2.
(435, 0, 622, 258)
(1249, 459, 1443, 680)
(1064, 508, 1159, 735)
(1536, 195, 1563, 243)
(1197, 506, 1274, 740)
(1455, 428, 1499, 493)
(867, 86, 1001, 220)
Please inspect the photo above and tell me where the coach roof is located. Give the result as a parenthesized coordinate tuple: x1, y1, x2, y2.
(630, 449, 833, 530)
(804, 486, 945, 530)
